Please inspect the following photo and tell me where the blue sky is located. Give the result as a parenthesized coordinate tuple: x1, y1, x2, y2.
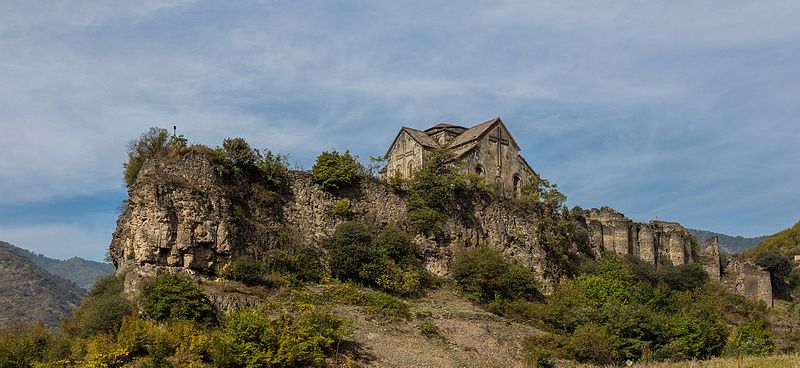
(1, 1, 799, 261)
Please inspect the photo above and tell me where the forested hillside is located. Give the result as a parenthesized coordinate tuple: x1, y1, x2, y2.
(8, 245, 113, 289)
(0, 241, 85, 327)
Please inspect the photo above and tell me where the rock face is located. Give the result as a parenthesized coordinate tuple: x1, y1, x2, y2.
(586, 207, 701, 266)
(109, 152, 562, 295)
(109, 152, 773, 305)
(586, 207, 772, 305)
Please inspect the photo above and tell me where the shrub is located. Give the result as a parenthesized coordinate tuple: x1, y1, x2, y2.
(333, 198, 351, 216)
(212, 303, 349, 367)
(263, 245, 327, 283)
(0, 322, 51, 368)
(141, 274, 215, 326)
(325, 221, 377, 282)
(450, 247, 541, 304)
(62, 275, 134, 338)
(123, 127, 170, 187)
(564, 324, 621, 365)
(219, 137, 259, 167)
(755, 249, 793, 278)
(373, 226, 420, 269)
(311, 150, 361, 190)
(723, 321, 775, 357)
(418, 322, 444, 340)
(256, 150, 289, 189)
(406, 149, 472, 235)
(657, 263, 709, 291)
(221, 255, 263, 286)
(321, 283, 411, 320)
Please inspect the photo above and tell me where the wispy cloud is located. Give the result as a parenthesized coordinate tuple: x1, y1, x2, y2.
(1, 1, 799, 258)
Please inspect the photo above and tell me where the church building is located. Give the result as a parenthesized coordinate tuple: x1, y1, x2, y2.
(384, 117, 535, 198)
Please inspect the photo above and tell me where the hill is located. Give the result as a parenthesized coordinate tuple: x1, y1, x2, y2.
(744, 221, 800, 258)
(687, 228, 769, 254)
(8, 246, 114, 289)
(0, 241, 85, 326)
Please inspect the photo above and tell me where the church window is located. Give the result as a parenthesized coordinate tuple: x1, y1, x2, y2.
(513, 174, 522, 198)
(408, 161, 414, 176)
(396, 165, 402, 178)
(475, 165, 484, 175)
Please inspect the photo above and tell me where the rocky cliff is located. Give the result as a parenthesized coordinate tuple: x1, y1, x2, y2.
(109, 151, 569, 295)
(109, 151, 773, 305)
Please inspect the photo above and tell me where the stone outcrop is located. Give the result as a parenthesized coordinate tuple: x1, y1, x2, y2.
(109, 151, 773, 305)
(586, 207, 701, 266)
(585, 207, 772, 305)
(109, 151, 563, 295)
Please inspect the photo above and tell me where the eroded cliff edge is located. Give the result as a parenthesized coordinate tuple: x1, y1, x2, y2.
(109, 151, 772, 305)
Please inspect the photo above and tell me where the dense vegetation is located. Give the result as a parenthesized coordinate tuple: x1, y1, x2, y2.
(0, 241, 85, 327)
(6, 129, 795, 367)
(746, 221, 800, 258)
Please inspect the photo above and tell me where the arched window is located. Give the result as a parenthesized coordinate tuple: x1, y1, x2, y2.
(395, 165, 402, 178)
(495, 176, 503, 195)
(408, 161, 414, 177)
(475, 165, 484, 176)
(512, 174, 522, 198)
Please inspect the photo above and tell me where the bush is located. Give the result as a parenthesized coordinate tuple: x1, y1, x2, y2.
(406, 149, 472, 235)
(564, 324, 621, 365)
(373, 226, 420, 269)
(723, 321, 775, 357)
(123, 127, 170, 187)
(212, 303, 349, 367)
(755, 249, 793, 279)
(657, 263, 709, 291)
(219, 137, 260, 167)
(141, 274, 215, 326)
(0, 322, 51, 368)
(450, 247, 541, 304)
(333, 198, 351, 216)
(62, 275, 134, 338)
(325, 221, 377, 283)
(263, 245, 327, 283)
(418, 322, 444, 340)
(322, 283, 411, 320)
(221, 255, 263, 285)
(256, 150, 289, 189)
(311, 150, 361, 190)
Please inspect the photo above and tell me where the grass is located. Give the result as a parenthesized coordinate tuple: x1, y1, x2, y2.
(567, 354, 800, 368)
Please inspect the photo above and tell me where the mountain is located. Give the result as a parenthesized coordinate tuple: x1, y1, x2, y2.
(743, 220, 800, 258)
(686, 228, 769, 254)
(0, 241, 85, 326)
(9, 247, 114, 289)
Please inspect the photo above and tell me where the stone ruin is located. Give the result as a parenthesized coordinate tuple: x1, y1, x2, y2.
(586, 207, 772, 306)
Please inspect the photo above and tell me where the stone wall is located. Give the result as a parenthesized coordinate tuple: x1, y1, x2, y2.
(586, 206, 772, 305)
(586, 207, 700, 266)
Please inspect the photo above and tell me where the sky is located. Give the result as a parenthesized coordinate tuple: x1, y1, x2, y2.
(1, 1, 799, 261)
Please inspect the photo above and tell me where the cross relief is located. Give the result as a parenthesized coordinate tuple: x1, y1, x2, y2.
(488, 126, 509, 174)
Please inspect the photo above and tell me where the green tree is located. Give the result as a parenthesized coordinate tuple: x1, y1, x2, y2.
(123, 127, 170, 187)
(311, 150, 361, 190)
(221, 255, 263, 285)
(450, 247, 540, 303)
(62, 275, 134, 338)
(141, 274, 216, 326)
(723, 321, 775, 357)
(220, 137, 260, 167)
(325, 221, 377, 282)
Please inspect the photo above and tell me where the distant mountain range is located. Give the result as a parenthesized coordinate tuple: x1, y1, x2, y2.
(686, 228, 770, 254)
(0, 241, 86, 326)
(8, 245, 114, 289)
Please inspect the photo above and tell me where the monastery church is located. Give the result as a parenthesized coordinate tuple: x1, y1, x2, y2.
(384, 117, 535, 197)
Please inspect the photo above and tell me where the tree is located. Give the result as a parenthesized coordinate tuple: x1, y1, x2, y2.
(123, 127, 170, 187)
(142, 274, 215, 326)
(220, 137, 260, 167)
(754, 249, 793, 279)
(311, 150, 361, 190)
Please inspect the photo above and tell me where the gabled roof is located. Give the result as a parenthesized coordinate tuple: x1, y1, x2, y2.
(446, 117, 502, 148)
(384, 126, 441, 158)
(403, 127, 439, 148)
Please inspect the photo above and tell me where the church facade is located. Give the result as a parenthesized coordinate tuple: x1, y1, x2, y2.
(384, 117, 535, 197)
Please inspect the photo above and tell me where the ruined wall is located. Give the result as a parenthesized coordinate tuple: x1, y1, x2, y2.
(721, 258, 773, 307)
(586, 207, 700, 266)
(109, 152, 558, 295)
(586, 207, 772, 305)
